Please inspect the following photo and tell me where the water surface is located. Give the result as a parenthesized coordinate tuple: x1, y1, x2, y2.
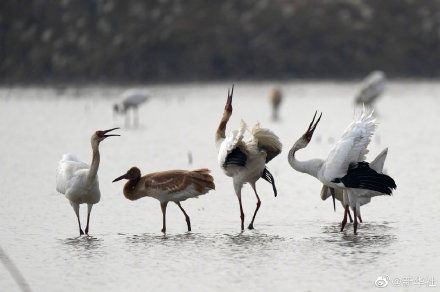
(1, 82, 439, 291)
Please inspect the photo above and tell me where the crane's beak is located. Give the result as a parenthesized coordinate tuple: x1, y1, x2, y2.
(102, 127, 120, 138)
(304, 111, 322, 141)
(112, 173, 127, 182)
(225, 84, 234, 112)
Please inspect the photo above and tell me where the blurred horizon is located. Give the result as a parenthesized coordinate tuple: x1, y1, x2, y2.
(2, 0, 440, 84)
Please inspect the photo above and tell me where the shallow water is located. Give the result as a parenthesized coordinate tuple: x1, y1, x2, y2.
(1, 81, 439, 291)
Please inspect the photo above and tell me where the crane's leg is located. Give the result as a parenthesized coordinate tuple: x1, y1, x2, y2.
(175, 202, 191, 232)
(348, 208, 353, 223)
(330, 188, 336, 211)
(352, 207, 358, 235)
(233, 182, 245, 231)
(340, 200, 353, 222)
(125, 111, 130, 128)
(70, 202, 84, 236)
(248, 182, 261, 230)
(238, 198, 244, 231)
(340, 205, 349, 232)
(356, 202, 362, 223)
(134, 107, 139, 128)
(161, 202, 168, 233)
(274, 109, 278, 121)
(85, 204, 93, 235)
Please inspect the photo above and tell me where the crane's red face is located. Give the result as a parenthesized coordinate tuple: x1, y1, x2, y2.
(303, 111, 322, 142)
(225, 85, 234, 112)
(95, 127, 120, 141)
(113, 167, 141, 182)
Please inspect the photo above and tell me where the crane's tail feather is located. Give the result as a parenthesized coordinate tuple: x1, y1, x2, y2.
(261, 168, 277, 197)
(190, 168, 216, 192)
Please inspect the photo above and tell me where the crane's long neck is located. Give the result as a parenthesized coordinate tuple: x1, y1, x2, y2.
(123, 178, 142, 201)
(87, 144, 100, 183)
(215, 110, 231, 148)
(288, 143, 323, 179)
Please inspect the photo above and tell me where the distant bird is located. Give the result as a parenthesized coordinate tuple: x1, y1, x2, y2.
(54, 85, 67, 96)
(288, 110, 396, 234)
(216, 85, 282, 230)
(113, 167, 215, 233)
(56, 128, 120, 235)
(268, 88, 282, 121)
(355, 71, 386, 107)
(187, 151, 193, 165)
(320, 148, 389, 223)
(113, 89, 149, 127)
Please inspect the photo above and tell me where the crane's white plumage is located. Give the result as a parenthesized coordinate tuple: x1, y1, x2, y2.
(56, 128, 119, 235)
(288, 110, 395, 234)
(218, 120, 282, 174)
(320, 148, 389, 221)
(114, 89, 149, 127)
(216, 86, 282, 230)
(321, 147, 388, 201)
(320, 109, 376, 183)
(56, 153, 100, 204)
(218, 120, 246, 169)
(121, 89, 149, 106)
(355, 71, 386, 106)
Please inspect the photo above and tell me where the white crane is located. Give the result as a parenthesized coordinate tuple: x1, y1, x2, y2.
(113, 167, 215, 233)
(113, 89, 149, 127)
(56, 128, 120, 235)
(320, 147, 389, 223)
(355, 71, 386, 107)
(288, 110, 396, 234)
(216, 86, 282, 231)
(268, 88, 282, 121)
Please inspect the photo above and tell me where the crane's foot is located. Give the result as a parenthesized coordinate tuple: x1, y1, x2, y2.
(161, 228, 166, 233)
(85, 228, 89, 235)
(340, 217, 348, 232)
(340, 205, 349, 232)
(353, 208, 358, 234)
(248, 223, 254, 230)
(79, 229, 84, 236)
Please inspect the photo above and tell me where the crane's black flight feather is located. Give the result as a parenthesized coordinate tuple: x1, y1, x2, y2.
(332, 162, 396, 195)
(223, 148, 247, 167)
(261, 168, 277, 197)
